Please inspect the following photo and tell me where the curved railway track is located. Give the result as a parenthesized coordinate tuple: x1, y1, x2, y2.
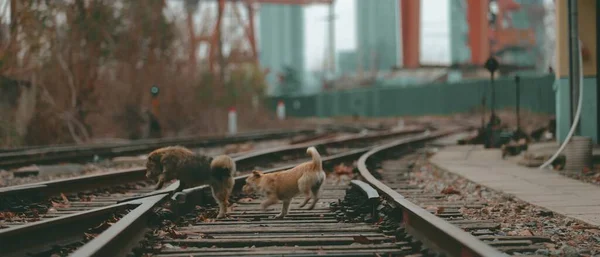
(28, 126, 508, 257)
(0, 127, 426, 257)
(365, 135, 553, 255)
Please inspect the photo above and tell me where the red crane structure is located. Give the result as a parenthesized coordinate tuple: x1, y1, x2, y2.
(192, 0, 333, 75)
(400, 0, 537, 68)
(466, 0, 536, 65)
(195, 0, 536, 75)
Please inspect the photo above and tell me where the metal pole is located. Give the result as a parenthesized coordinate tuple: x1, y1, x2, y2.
(328, 2, 336, 75)
(568, 0, 580, 135)
(217, 0, 226, 91)
(515, 75, 521, 130)
(597, 0, 600, 142)
(491, 71, 496, 117)
(481, 88, 486, 130)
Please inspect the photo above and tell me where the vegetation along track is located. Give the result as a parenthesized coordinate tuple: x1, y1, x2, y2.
(357, 130, 549, 256)
(0, 127, 425, 257)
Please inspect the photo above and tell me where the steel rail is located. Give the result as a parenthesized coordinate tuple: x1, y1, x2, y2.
(115, 127, 417, 204)
(0, 128, 316, 169)
(0, 127, 426, 256)
(70, 143, 381, 257)
(0, 128, 315, 153)
(0, 199, 142, 257)
(0, 123, 372, 154)
(349, 180, 379, 201)
(0, 182, 181, 257)
(0, 127, 424, 207)
(356, 128, 506, 257)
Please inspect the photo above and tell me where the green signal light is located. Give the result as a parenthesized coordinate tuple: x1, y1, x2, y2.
(151, 86, 159, 95)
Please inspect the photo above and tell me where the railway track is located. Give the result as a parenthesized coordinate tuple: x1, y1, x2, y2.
(0, 127, 426, 257)
(49, 127, 505, 257)
(367, 138, 553, 255)
(0, 128, 318, 169)
(356, 131, 552, 256)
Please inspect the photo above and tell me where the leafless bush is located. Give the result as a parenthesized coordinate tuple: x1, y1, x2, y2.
(0, 0, 274, 147)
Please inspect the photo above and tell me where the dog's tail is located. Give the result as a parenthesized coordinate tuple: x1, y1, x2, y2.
(306, 146, 323, 171)
(211, 155, 236, 179)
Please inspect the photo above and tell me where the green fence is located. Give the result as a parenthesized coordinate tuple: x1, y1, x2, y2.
(268, 74, 556, 117)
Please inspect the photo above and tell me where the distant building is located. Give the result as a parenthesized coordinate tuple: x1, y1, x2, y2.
(258, 4, 305, 96)
(448, 0, 471, 65)
(447, 0, 546, 69)
(337, 50, 358, 75)
(355, 0, 400, 73)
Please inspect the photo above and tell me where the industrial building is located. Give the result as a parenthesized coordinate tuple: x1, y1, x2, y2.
(258, 4, 305, 96)
(256, 0, 599, 146)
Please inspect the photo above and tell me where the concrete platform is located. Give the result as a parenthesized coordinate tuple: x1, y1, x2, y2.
(525, 141, 600, 162)
(430, 145, 600, 227)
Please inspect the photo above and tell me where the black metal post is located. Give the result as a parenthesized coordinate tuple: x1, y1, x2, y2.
(568, 0, 580, 135)
(597, 0, 600, 142)
(515, 75, 521, 130)
(491, 71, 496, 117)
(481, 90, 486, 130)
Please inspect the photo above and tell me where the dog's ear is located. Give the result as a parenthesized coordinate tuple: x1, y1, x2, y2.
(252, 170, 262, 177)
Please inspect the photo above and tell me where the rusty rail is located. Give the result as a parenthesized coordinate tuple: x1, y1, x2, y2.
(356, 128, 506, 257)
(1, 127, 429, 256)
(0, 127, 424, 207)
(0, 128, 316, 169)
(70, 144, 378, 257)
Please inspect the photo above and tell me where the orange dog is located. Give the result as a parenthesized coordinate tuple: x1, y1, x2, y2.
(242, 147, 326, 219)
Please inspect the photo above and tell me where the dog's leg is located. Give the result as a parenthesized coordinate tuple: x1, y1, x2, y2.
(307, 193, 319, 210)
(297, 184, 312, 208)
(297, 196, 310, 208)
(154, 174, 166, 190)
(260, 195, 279, 211)
(307, 178, 324, 210)
(275, 200, 291, 219)
(212, 186, 231, 219)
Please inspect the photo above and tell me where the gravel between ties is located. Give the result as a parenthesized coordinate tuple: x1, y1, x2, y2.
(411, 150, 600, 256)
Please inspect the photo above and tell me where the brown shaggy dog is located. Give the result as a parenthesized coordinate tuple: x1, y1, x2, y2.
(145, 146, 235, 219)
(242, 146, 326, 219)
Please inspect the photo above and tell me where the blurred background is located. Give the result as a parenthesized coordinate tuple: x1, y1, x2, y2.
(0, 0, 566, 147)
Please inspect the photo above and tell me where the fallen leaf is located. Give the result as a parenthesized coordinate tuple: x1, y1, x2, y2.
(51, 201, 70, 208)
(0, 212, 16, 220)
(60, 193, 70, 203)
(353, 235, 373, 244)
(441, 186, 460, 195)
(196, 215, 207, 222)
(168, 229, 188, 239)
(436, 207, 445, 214)
(333, 164, 354, 176)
